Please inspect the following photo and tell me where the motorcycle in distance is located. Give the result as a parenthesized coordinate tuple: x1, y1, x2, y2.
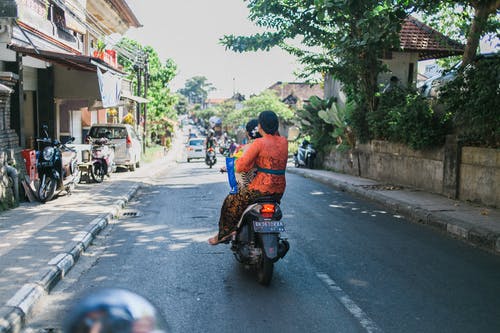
(88, 136, 116, 183)
(219, 147, 290, 285)
(294, 139, 316, 169)
(205, 146, 217, 168)
(36, 125, 80, 203)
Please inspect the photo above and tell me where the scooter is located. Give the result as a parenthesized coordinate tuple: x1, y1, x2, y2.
(219, 152, 290, 285)
(294, 140, 316, 169)
(36, 125, 80, 203)
(205, 147, 217, 168)
(226, 197, 289, 285)
(89, 137, 116, 183)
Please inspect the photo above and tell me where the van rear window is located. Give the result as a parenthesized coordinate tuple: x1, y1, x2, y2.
(89, 127, 127, 139)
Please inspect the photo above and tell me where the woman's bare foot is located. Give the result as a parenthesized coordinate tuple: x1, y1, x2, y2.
(208, 235, 219, 245)
(208, 232, 235, 245)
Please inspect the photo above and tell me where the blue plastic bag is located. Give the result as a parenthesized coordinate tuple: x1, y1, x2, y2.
(225, 157, 238, 194)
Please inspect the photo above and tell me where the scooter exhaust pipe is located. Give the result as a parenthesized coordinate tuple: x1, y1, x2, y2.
(278, 239, 290, 259)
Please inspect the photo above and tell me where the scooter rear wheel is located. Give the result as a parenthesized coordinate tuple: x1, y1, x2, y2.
(91, 162, 105, 183)
(257, 255, 274, 286)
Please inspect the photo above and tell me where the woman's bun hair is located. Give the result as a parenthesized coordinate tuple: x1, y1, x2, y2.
(258, 110, 279, 135)
(245, 119, 261, 139)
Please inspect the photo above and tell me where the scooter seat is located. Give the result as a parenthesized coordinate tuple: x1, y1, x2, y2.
(253, 196, 281, 204)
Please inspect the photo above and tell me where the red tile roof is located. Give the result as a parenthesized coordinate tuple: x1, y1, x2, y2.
(399, 16, 465, 60)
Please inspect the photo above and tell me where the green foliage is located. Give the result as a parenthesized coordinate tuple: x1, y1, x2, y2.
(116, 38, 178, 133)
(221, 0, 421, 137)
(178, 76, 215, 105)
(440, 54, 500, 147)
(367, 88, 407, 141)
(296, 96, 336, 149)
(421, 1, 500, 58)
(318, 100, 356, 149)
(175, 94, 189, 114)
(349, 103, 371, 144)
(395, 95, 451, 150)
(225, 90, 294, 129)
(368, 90, 452, 149)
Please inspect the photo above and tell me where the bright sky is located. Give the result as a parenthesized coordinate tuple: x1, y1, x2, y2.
(124, 0, 298, 99)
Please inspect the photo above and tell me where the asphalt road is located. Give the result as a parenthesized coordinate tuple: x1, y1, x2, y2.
(25, 149, 500, 333)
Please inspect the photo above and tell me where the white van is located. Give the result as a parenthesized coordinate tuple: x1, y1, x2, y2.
(88, 124, 142, 171)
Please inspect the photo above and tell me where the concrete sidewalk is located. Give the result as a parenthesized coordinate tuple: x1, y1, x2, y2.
(0, 133, 183, 333)
(288, 166, 500, 255)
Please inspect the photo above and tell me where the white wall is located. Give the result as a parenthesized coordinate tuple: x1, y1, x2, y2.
(381, 52, 419, 87)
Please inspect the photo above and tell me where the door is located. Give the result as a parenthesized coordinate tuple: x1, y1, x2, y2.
(71, 110, 82, 143)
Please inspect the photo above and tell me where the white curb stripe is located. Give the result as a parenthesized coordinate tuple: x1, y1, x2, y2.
(317, 272, 382, 333)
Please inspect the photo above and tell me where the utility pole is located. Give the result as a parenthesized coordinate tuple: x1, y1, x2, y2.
(143, 53, 149, 152)
(134, 54, 143, 133)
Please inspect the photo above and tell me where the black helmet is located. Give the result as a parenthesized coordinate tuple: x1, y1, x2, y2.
(245, 119, 261, 140)
(258, 110, 279, 135)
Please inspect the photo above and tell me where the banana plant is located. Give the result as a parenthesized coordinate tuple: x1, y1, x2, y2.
(318, 100, 356, 149)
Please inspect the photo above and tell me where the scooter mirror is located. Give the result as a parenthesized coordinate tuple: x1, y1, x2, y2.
(42, 124, 50, 138)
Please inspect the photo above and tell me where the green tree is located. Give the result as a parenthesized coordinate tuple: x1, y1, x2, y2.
(175, 94, 189, 115)
(221, 1, 426, 142)
(178, 76, 216, 105)
(422, 1, 500, 67)
(225, 90, 294, 129)
(116, 38, 178, 136)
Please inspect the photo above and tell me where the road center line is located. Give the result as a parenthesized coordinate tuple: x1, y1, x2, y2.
(316, 272, 382, 333)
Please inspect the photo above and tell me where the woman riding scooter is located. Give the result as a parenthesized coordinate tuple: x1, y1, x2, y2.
(209, 111, 288, 245)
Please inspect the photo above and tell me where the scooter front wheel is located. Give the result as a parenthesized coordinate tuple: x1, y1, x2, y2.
(38, 175, 56, 203)
(91, 162, 105, 183)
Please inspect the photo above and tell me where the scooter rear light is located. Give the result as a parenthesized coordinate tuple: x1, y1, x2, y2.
(260, 204, 275, 218)
(126, 135, 132, 148)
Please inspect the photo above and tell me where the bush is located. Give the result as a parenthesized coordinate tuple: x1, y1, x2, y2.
(395, 94, 451, 150)
(349, 103, 371, 143)
(367, 88, 406, 141)
(365, 90, 451, 150)
(440, 54, 500, 147)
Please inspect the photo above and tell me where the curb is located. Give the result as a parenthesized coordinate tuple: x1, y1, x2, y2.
(288, 168, 500, 255)
(0, 184, 140, 333)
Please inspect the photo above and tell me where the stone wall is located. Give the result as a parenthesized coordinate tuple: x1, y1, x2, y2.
(0, 72, 21, 210)
(323, 140, 499, 208)
(459, 147, 499, 207)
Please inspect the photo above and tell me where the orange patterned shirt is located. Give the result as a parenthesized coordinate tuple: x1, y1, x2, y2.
(235, 134, 288, 194)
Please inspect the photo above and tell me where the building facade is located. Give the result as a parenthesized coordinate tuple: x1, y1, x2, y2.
(0, 0, 141, 208)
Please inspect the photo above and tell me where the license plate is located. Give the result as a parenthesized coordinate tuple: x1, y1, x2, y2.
(195, 149, 202, 152)
(253, 221, 285, 233)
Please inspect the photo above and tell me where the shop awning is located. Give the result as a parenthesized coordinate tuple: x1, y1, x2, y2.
(9, 44, 125, 107)
(8, 44, 124, 75)
(121, 91, 149, 104)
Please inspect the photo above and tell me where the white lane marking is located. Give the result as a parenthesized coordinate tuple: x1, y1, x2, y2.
(316, 272, 382, 333)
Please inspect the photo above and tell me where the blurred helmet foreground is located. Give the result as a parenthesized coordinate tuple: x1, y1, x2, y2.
(64, 288, 167, 333)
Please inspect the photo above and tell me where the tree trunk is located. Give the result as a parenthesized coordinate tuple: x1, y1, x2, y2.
(462, 0, 500, 67)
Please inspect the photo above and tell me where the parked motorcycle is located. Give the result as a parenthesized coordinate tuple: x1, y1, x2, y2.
(89, 137, 116, 183)
(36, 125, 80, 203)
(294, 139, 316, 169)
(205, 147, 217, 168)
(226, 197, 289, 285)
